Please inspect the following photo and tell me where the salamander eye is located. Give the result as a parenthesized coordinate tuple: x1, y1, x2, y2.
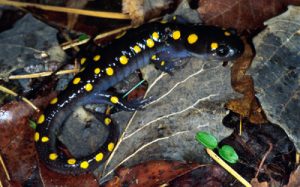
(216, 45, 230, 57)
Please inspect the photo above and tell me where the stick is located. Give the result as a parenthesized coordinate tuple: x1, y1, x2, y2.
(8, 68, 79, 80)
(255, 143, 273, 178)
(0, 0, 130, 20)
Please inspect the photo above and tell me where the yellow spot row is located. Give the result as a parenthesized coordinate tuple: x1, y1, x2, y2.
(46, 142, 115, 169)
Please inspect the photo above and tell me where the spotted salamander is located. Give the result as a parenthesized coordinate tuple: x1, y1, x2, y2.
(34, 20, 244, 175)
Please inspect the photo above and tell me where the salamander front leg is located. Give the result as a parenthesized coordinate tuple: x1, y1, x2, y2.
(105, 93, 151, 111)
(151, 54, 175, 75)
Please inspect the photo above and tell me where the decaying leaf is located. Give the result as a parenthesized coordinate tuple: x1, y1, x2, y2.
(285, 166, 300, 187)
(122, 0, 176, 25)
(198, 0, 300, 33)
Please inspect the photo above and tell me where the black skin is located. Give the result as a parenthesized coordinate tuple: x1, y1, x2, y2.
(35, 20, 244, 175)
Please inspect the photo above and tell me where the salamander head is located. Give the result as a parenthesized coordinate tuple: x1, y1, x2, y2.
(184, 26, 244, 61)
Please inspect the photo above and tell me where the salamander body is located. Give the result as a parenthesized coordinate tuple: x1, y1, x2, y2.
(34, 20, 244, 175)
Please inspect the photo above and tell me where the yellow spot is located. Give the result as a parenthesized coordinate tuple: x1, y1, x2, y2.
(151, 55, 157, 60)
(95, 152, 104, 162)
(119, 55, 129, 65)
(161, 61, 165, 66)
(73, 77, 81, 85)
(67, 158, 76, 165)
(224, 31, 231, 36)
(106, 67, 114, 76)
(104, 117, 112, 125)
(50, 97, 58, 105)
(133, 45, 141, 54)
(85, 83, 93, 92)
(80, 58, 86, 65)
(34, 132, 39, 142)
(110, 96, 119, 104)
(187, 34, 198, 44)
(152, 32, 159, 41)
(80, 161, 89, 169)
(173, 16, 177, 20)
(49, 153, 58, 160)
(160, 20, 167, 24)
(108, 142, 115, 152)
(93, 55, 101, 61)
(41, 136, 49, 142)
(94, 68, 101, 74)
(115, 31, 126, 39)
(37, 114, 45, 124)
(146, 38, 155, 48)
(211, 42, 219, 50)
(172, 30, 181, 40)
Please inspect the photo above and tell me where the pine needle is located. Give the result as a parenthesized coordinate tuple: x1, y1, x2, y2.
(0, 0, 130, 20)
(0, 154, 10, 181)
(206, 148, 251, 187)
(0, 85, 39, 112)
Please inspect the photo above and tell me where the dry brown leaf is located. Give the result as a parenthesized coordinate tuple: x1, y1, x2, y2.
(226, 38, 267, 123)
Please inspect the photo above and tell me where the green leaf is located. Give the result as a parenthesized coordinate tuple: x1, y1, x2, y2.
(218, 145, 239, 164)
(78, 34, 90, 41)
(28, 119, 37, 129)
(195, 131, 218, 149)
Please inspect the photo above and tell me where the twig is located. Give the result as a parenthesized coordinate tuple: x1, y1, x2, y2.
(0, 85, 39, 112)
(8, 68, 79, 80)
(0, 0, 130, 20)
(0, 153, 10, 181)
(206, 148, 252, 187)
(255, 142, 273, 178)
(61, 25, 132, 50)
(61, 37, 90, 51)
(94, 25, 132, 41)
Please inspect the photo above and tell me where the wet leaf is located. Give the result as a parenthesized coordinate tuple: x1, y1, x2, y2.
(0, 92, 55, 183)
(103, 160, 200, 187)
(0, 14, 66, 81)
(39, 164, 99, 187)
(248, 6, 300, 152)
(218, 145, 238, 164)
(195, 131, 218, 149)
